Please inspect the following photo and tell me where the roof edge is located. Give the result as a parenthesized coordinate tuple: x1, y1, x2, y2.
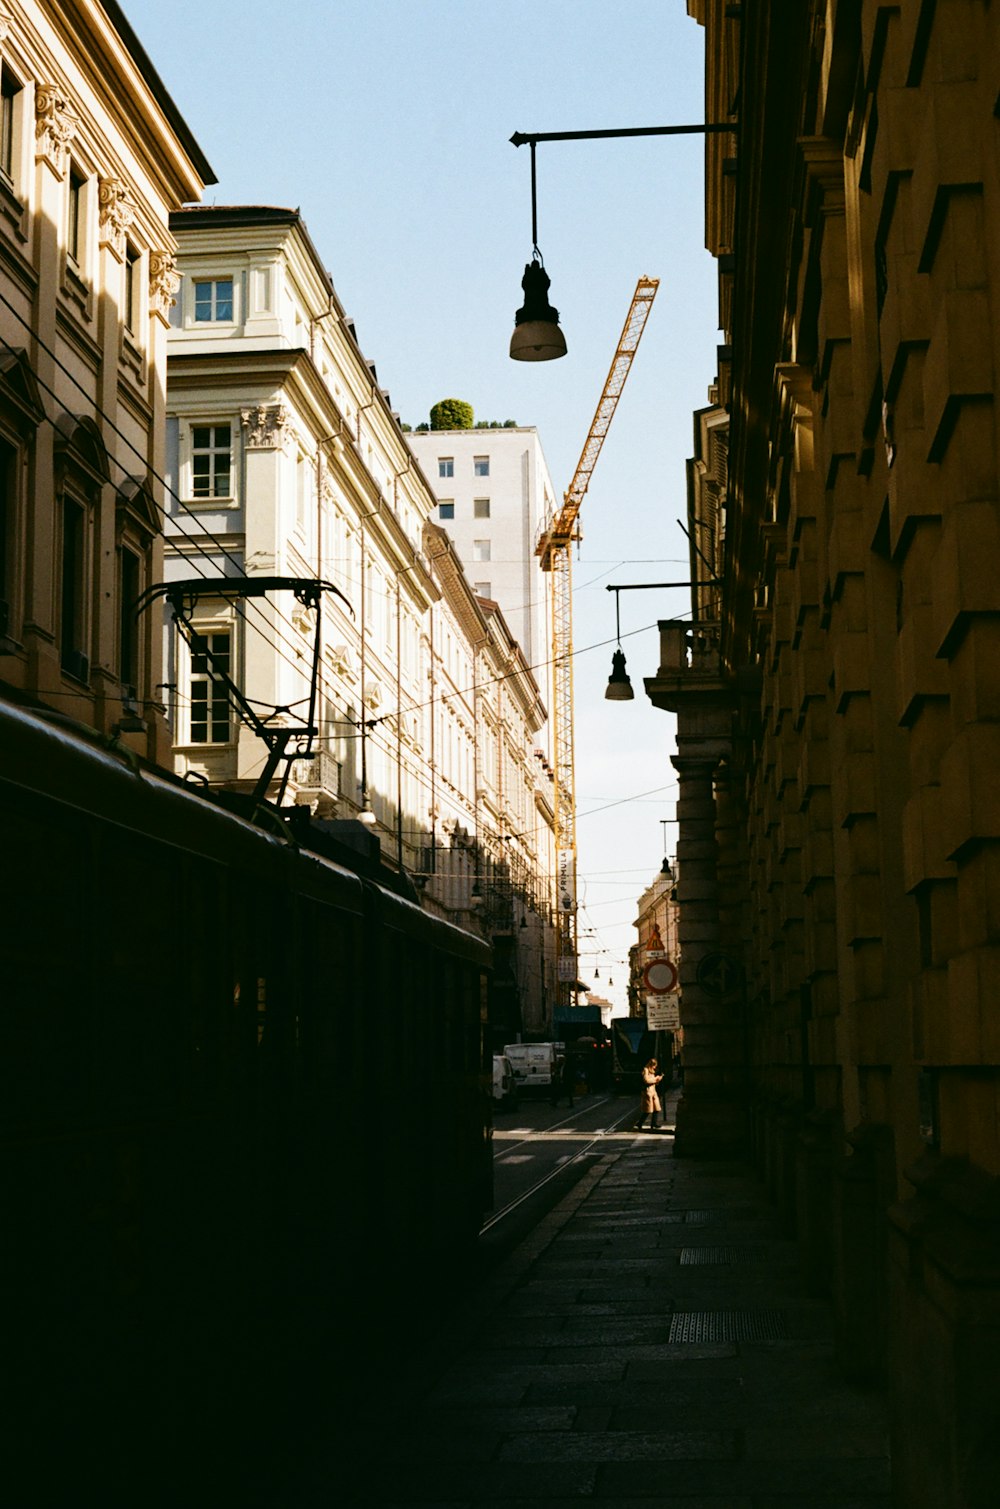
(101, 1, 217, 185)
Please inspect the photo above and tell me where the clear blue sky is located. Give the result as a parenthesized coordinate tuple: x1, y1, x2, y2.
(125, 0, 719, 1009)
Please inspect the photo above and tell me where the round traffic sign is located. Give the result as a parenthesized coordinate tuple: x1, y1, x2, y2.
(696, 952, 743, 997)
(642, 957, 677, 994)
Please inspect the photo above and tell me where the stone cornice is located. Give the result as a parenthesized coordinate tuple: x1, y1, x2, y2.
(423, 520, 489, 650)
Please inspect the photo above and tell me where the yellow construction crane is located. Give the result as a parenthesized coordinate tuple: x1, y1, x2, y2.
(537, 275, 659, 999)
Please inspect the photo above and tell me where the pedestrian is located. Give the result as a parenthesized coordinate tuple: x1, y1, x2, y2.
(550, 1054, 575, 1108)
(634, 1057, 664, 1131)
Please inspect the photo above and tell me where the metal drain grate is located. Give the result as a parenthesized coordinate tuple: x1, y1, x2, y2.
(679, 1246, 768, 1265)
(668, 1310, 789, 1342)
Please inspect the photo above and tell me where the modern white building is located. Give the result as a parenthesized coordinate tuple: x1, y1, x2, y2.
(406, 425, 558, 690)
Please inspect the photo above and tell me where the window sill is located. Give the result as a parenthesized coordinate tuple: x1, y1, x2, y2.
(182, 495, 240, 512)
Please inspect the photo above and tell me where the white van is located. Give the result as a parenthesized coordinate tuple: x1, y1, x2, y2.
(503, 1042, 562, 1092)
(492, 1054, 517, 1106)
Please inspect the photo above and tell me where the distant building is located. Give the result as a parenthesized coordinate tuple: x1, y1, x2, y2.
(628, 863, 679, 1021)
(406, 425, 558, 690)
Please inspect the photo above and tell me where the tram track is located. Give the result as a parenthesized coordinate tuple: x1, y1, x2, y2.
(481, 1096, 653, 1236)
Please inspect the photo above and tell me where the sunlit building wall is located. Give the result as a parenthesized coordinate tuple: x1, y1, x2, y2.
(0, 0, 212, 761)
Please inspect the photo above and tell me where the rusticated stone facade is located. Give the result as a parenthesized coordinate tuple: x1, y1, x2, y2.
(673, 4, 1000, 1505)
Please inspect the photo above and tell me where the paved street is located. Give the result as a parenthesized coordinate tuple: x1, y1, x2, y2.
(287, 1087, 891, 1506)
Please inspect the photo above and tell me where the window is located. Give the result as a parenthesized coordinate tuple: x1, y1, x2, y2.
(438, 457, 454, 478)
(124, 243, 139, 333)
(67, 166, 85, 264)
(0, 66, 20, 181)
(194, 278, 234, 323)
(190, 631, 232, 743)
(473, 581, 491, 599)
(472, 539, 491, 562)
(438, 500, 454, 520)
(60, 497, 88, 679)
(473, 498, 490, 519)
(473, 456, 489, 477)
(191, 424, 232, 499)
(118, 545, 140, 693)
(296, 453, 314, 539)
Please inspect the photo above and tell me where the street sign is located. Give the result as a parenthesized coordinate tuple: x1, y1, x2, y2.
(643, 957, 678, 994)
(696, 952, 743, 997)
(647, 994, 680, 1029)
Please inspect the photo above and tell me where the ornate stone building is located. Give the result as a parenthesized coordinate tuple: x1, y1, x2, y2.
(421, 522, 557, 1039)
(647, 5, 1000, 1504)
(628, 861, 680, 1021)
(164, 206, 556, 1031)
(0, 0, 212, 759)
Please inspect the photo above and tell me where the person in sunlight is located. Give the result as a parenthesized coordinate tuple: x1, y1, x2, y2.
(634, 1058, 664, 1132)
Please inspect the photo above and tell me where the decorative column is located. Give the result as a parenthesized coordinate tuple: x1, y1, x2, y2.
(25, 84, 79, 694)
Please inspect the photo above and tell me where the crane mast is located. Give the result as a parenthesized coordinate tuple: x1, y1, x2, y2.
(537, 275, 659, 999)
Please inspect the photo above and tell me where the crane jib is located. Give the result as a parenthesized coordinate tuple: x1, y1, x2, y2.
(546, 276, 659, 992)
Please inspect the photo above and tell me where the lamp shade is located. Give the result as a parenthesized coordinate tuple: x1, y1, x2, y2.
(510, 260, 567, 361)
(605, 648, 634, 701)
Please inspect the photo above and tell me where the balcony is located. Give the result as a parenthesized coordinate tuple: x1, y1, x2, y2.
(645, 621, 730, 700)
(644, 620, 735, 756)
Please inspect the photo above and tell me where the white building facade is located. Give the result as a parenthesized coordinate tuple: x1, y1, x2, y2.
(423, 523, 557, 1037)
(163, 206, 435, 855)
(163, 207, 557, 1031)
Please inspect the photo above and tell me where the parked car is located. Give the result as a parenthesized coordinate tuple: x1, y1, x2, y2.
(492, 1054, 518, 1107)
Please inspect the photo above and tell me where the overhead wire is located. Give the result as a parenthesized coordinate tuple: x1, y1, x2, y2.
(0, 284, 677, 775)
(0, 289, 334, 711)
(1, 285, 691, 873)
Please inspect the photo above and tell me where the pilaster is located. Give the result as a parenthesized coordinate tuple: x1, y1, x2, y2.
(646, 620, 745, 1156)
